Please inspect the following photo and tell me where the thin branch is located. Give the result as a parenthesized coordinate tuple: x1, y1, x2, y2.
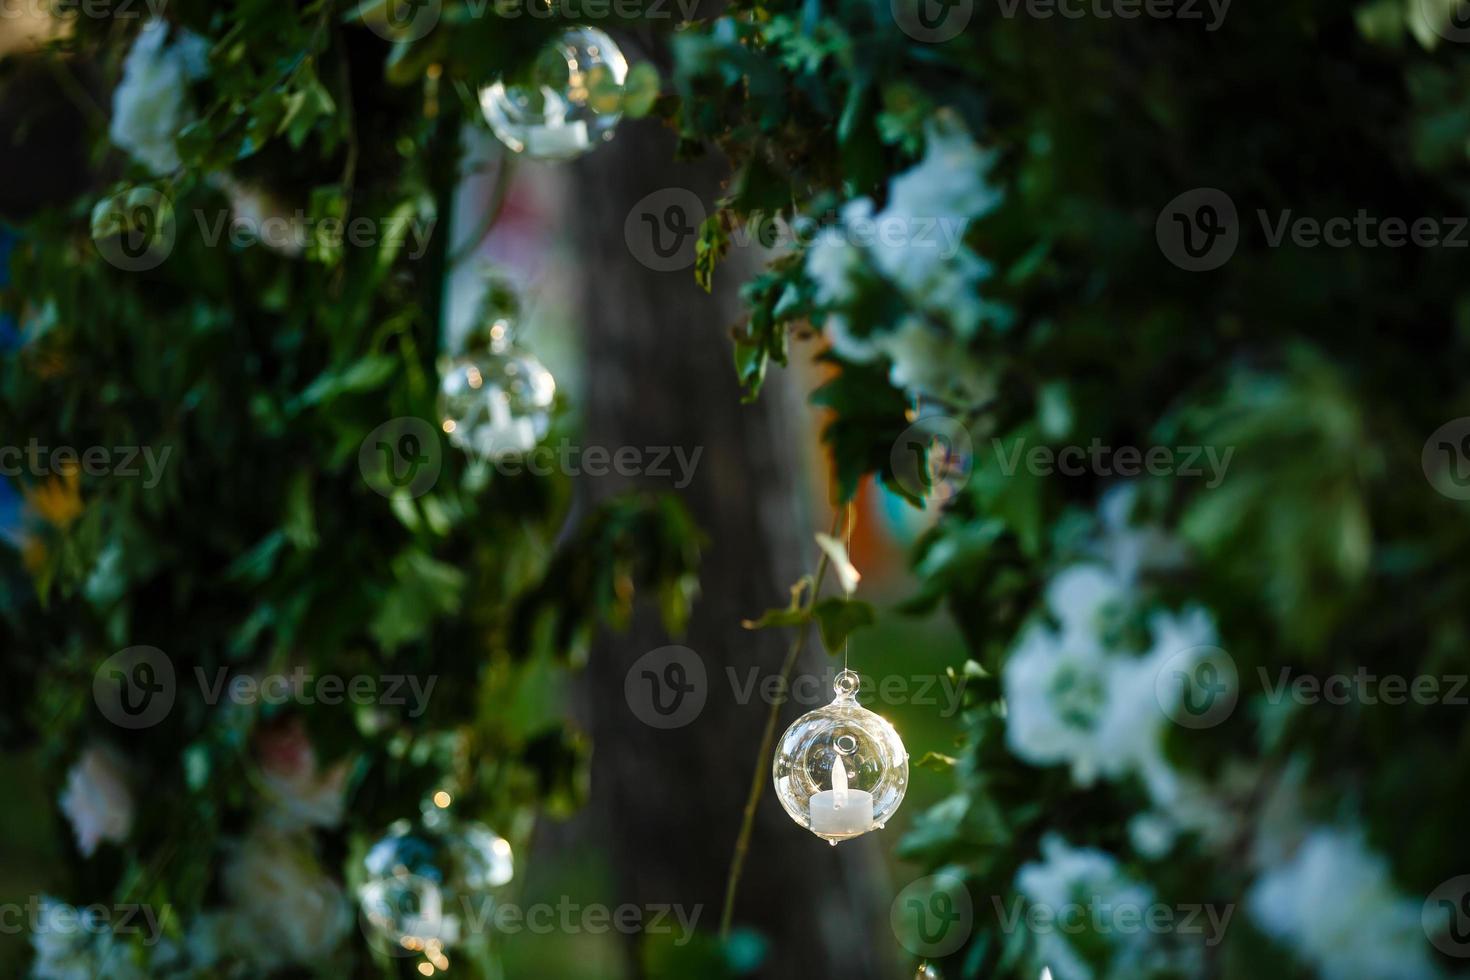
(719, 506, 846, 938)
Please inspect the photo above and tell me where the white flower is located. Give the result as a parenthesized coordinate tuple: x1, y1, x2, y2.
(1003, 564, 1217, 802)
(1249, 828, 1437, 980)
(254, 717, 350, 830)
(1127, 812, 1177, 860)
(875, 315, 995, 406)
(59, 744, 134, 858)
(806, 221, 866, 308)
(109, 20, 210, 175)
(1096, 485, 1190, 585)
(871, 118, 997, 333)
(804, 114, 1004, 403)
(1046, 563, 1126, 638)
(221, 829, 351, 968)
(166, 909, 260, 973)
(823, 314, 882, 363)
(1015, 835, 1156, 980)
(886, 115, 1000, 225)
(215, 178, 307, 256)
(30, 897, 145, 980)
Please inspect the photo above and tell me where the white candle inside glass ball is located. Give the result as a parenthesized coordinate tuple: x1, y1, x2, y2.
(808, 758, 873, 837)
(526, 119, 591, 158)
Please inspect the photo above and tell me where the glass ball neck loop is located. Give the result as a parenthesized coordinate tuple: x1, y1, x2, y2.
(461, 317, 514, 355)
(832, 668, 861, 703)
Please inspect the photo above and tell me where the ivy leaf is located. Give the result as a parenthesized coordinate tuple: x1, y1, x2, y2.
(371, 550, 465, 651)
(732, 334, 767, 402)
(742, 575, 814, 630)
(741, 605, 807, 630)
(914, 751, 957, 772)
(622, 63, 661, 119)
(811, 596, 874, 653)
(295, 355, 398, 407)
(283, 471, 318, 551)
(224, 531, 288, 585)
(695, 215, 729, 294)
(814, 532, 861, 594)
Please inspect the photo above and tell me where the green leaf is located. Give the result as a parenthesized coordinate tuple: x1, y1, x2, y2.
(914, 751, 957, 772)
(622, 63, 661, 119)
(695, 215, 729, 294)
(296, 355, 398, 407)
(283, 471, 319, 550)
(742, 575, 814, 630)
(811, 596, 875, 653)
(224, 531, 288, 585)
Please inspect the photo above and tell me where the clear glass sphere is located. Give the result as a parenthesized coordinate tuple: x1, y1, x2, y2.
(479, 27, 628, 160)
(438, 335, 556, 460)
(773, 669, 909, 843)
(358, 814, 514, 956)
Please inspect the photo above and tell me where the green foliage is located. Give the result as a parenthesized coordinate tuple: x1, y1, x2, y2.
(671, 0, 1470, 976)
(0, 5, 696, 976)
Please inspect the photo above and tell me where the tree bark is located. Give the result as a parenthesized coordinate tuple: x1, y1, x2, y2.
(555, 116, 894, 979)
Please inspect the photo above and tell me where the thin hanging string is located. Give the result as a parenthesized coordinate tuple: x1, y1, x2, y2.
(844, 500, 855, 673)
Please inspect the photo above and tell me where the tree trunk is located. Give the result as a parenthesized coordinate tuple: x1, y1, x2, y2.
(554, 116, 894, 979)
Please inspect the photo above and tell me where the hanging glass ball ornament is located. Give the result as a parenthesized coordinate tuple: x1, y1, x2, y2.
(479, 27, 628, 160)
(438, 319, 556, 461)
(773, 669, 909, 844)
(357, 808, 515, 959)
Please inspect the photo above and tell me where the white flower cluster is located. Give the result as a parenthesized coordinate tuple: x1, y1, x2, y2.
(58, 743, 134, 858)
(109, 20, 210, 176)
(1016, 835, 1197, 980)
(29, 898, 145, 980)
(804, 113, 1003, 406)
(1003, 562, 1217, 805)
(42, 721, 353, 975)
(184, 830, 352, 972)
(1249, 827, 1440, 980)
(1003, 495, 1440, 980)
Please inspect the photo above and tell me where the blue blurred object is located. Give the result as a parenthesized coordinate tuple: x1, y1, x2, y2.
(0, 226, 15, 349)
(0, 226, 21, 545)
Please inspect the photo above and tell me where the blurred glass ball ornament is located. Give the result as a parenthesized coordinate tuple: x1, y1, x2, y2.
(479, 27, 628, 160)
(357, 812, 514, 957)
(773, 669, 909, 844)
(916, 963, 943, 979)
(438, 320, 556, 460)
